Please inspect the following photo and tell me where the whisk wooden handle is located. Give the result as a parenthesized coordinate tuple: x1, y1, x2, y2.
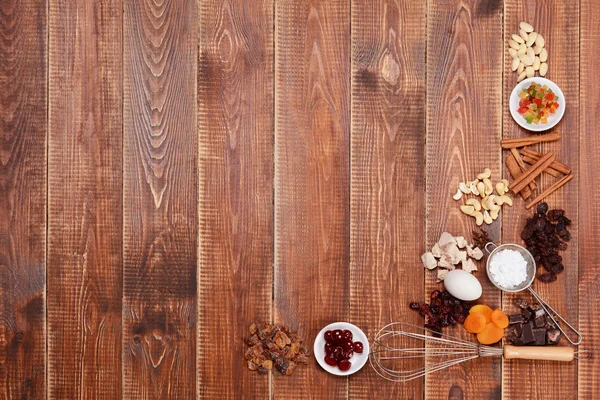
(503, 345, 574, 362)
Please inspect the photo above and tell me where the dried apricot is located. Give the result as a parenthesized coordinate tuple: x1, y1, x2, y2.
(491, 309, 509, 329)
(469, 304, 493, 323)
(476, 322, 504, 345)
(464, 313, 487, 333)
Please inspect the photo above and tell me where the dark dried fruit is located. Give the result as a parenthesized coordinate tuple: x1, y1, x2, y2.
(537, 202, 548, 214)
(409, 302, 420, 310)
(410, 290, 470, 335)
(521, 207, 571, 283)
(538, 273, 557, 283)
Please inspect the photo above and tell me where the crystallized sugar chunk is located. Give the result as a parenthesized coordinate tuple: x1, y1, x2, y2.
(437, 268, 449, 282)
(462, 258, 478, 273)
(431, 243, 443, 258)
(455, 236, 468, 249)
(421, 252, 437, 270)
(438, 232, 456, 249)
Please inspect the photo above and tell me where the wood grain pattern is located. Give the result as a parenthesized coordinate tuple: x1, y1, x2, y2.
(123, 0, 197, 397)
(274, 0, 350, 397)
(197, 0, 273, 398)
(426, 0, 503, 398)
(349, 0, 425, 398)
(579, 1, 600, 398)
(502, 2, 579, 399)
(0, 0, 46, 398)
(47, 0, 122, 398)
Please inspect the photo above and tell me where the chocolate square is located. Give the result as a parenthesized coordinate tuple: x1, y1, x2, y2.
(522, 309, 533, 321)
(509, 314, 524, 325)
(522, 321, 535, 344)
(533, 328, 547, 345)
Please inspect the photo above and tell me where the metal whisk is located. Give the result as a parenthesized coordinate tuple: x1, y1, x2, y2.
(370, 322, 582, 382)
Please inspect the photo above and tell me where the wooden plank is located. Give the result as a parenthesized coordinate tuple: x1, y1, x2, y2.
(502, 2, 579, 399)
(0, 0, 46, 397)
(197, 0, 273, 398)
(123, 0, 198, 397)
(274, 0, 350, 397)
(579, 1, 600, 398)
(426, 0, 503, 398)
(349, 0, 425, 398)
(47, 0, 122, 398)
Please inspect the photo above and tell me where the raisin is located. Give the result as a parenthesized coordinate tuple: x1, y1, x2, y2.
(430, 290, 441, 299)
(539, 273, 557, 283)
(537, 202, 548, 214)
(547, 209, 564, 221)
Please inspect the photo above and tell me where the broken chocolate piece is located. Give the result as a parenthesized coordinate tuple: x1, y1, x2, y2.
(522, 321, 535, 344)
(522, 308, 533, 321)
(534, 315, 546, 328)
(509, 314, 524, 325)
(533, 328, 547, 345)
(547, 329, 561, 345)
(515, 298, 529, 309)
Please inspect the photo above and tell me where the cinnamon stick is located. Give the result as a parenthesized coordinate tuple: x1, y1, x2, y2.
(520, 148, 572, 175)
(522, 155, 561, 177)
(510, 148, 538, 191)
(501, 133, 560, 149)
(525, 174, 574, 209)
(506, 154, 532, 199)
(510, 152, 555, 194)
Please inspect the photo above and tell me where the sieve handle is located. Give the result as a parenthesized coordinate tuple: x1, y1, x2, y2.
(528, 287, 583, 345)
(484, 242, 497, 254)
(503, 345, 574, 362)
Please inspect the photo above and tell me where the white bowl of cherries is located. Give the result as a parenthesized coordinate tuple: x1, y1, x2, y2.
(314, 322, 369, 376)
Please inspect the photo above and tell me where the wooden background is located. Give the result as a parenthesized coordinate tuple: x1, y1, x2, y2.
(0, 0, 598, 398)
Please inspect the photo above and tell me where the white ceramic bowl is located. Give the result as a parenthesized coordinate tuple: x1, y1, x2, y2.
(509, 77, 565, 132)
(313, 322, 369, 376)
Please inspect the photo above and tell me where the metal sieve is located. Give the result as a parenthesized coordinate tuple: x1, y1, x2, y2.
(485, 243, 582, 345)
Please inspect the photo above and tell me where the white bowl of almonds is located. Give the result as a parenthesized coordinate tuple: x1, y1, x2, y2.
(508, 21, 548, 81)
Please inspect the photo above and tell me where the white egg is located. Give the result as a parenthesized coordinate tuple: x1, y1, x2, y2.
(444, 270, 482, 301)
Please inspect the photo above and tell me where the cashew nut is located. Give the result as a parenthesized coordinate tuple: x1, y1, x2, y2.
(453, 189, 463, 200)
(483, 210, 493, 225)
(470, 182, 480, 196)
(459, 182, 471, 194)
(477, 182, 486, 198)
(483, 178, 494, 196)
(460, 205, 475, 215)
(490, 208, 499, 220)
(473, 211, 484, 226)
(495, 182, 506, 196)
(499, 195, 513, 206)
(477, 168, 492, 180)
(502, 178, 509, 187)
(481, 196, 490, 210)
(465, 198, 482, 211)
(486, 195, 500, 211)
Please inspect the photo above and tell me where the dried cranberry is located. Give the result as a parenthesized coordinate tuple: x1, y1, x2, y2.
(332, 346, 345, 361)
(457, 314, 466, 323)
(430, 290, 441, 299)
(325, 342, 333, 355)
(419, 304, 431, 317)
(448, 315, 457, 325)
(324, 330, 333, 343)
(331, 330, 343, 342)
(409, 302, 420, 310)
(430, 306, 440, 315)
(342, 330, 353, 341)
(340, 339, 353, 351)
(338, 360, 352, 371)
(324, 355, 337, 366)
(353, 341, 363, 353)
